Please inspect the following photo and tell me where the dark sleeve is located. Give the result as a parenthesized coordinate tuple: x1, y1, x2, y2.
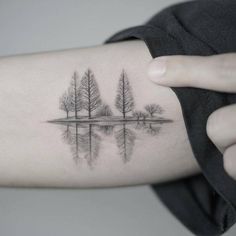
(105, 1, 236, 235)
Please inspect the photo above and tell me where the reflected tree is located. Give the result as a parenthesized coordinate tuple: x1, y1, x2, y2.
(79, 124, 101, 168)
(62, 123, 83, 163)
(134, 122, 144, 130)
(56, 120, 164, 167)
(72, 124, 81, 163)
(62, 125, 74, 144)
(146, 124, 161, 136)
(61, 123, 101, 166)
(115, 124, 136, 163)
(97, 125, 114, 136)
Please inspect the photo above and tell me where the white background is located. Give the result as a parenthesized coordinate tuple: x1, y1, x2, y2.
(0, 0, 235, 235)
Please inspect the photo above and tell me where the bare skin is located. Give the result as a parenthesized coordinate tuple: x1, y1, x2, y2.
(148, 53, 236, 180)
(0, 40, 199, 188)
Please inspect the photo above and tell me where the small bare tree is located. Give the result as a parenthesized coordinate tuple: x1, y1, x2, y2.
(145, 104, 164, 117)
(59, 91, 71, 118)
(142, 112, 148, 123)
(115, 70, 134, 119)
(133, 111, 143, 121)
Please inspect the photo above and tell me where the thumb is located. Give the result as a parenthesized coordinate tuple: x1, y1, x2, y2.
(147, 54, 236, 93)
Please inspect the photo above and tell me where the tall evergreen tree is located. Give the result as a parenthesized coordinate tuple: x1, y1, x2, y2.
(68, 72, 82, 119)
(80, 69, 102, 119)
(115, 70, 134, 118)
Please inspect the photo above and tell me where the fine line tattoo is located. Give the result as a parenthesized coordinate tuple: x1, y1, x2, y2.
(49, 69, 173, 168)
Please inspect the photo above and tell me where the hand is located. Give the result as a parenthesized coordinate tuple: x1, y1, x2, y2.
(148, 53, 236, 179)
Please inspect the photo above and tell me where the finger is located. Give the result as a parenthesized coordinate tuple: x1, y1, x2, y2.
(223, 144, 236, 180)
(206, 104, 236, 153)
(147, 53, 236, 93)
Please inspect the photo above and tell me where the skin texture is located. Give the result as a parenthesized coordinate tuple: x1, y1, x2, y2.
(148, 53, 236, 180)
(0, 40, 200, 188)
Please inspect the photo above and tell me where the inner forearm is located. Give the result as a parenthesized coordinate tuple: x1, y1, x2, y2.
(0, 40, 200, 187)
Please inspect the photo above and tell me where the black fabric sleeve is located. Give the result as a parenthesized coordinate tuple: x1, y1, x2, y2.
(105, 1, 236, 235)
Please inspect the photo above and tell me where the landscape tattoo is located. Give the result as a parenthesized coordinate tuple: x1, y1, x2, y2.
(49, 69, 172, 168)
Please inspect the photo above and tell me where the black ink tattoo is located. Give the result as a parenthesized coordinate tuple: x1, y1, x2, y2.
(115, 70, 134, 119)
(49, 69, 172, 168)
(115, 124, 136, 163)
(69, 72, 82, 119)
(80, 69, 102, 119)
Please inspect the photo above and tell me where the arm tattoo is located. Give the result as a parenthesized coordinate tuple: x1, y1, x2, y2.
(49, 69, 172, 168)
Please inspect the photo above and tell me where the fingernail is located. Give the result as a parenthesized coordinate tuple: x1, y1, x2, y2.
(148, 57, 167, 83)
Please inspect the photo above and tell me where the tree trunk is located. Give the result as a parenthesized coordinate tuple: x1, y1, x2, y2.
(89, 109, 91, 119)
(122, 77, 125, 119)
(74, 74, 78, 119)
(75, 110, 78, 119)
(88, 70, 91, 119)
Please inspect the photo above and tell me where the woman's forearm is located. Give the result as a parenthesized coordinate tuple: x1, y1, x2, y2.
(0, 40, 200, 187)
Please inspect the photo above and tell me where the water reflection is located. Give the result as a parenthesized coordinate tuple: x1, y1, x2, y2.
(52, 120, 170, 168)
(115, 124, 136, 163)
